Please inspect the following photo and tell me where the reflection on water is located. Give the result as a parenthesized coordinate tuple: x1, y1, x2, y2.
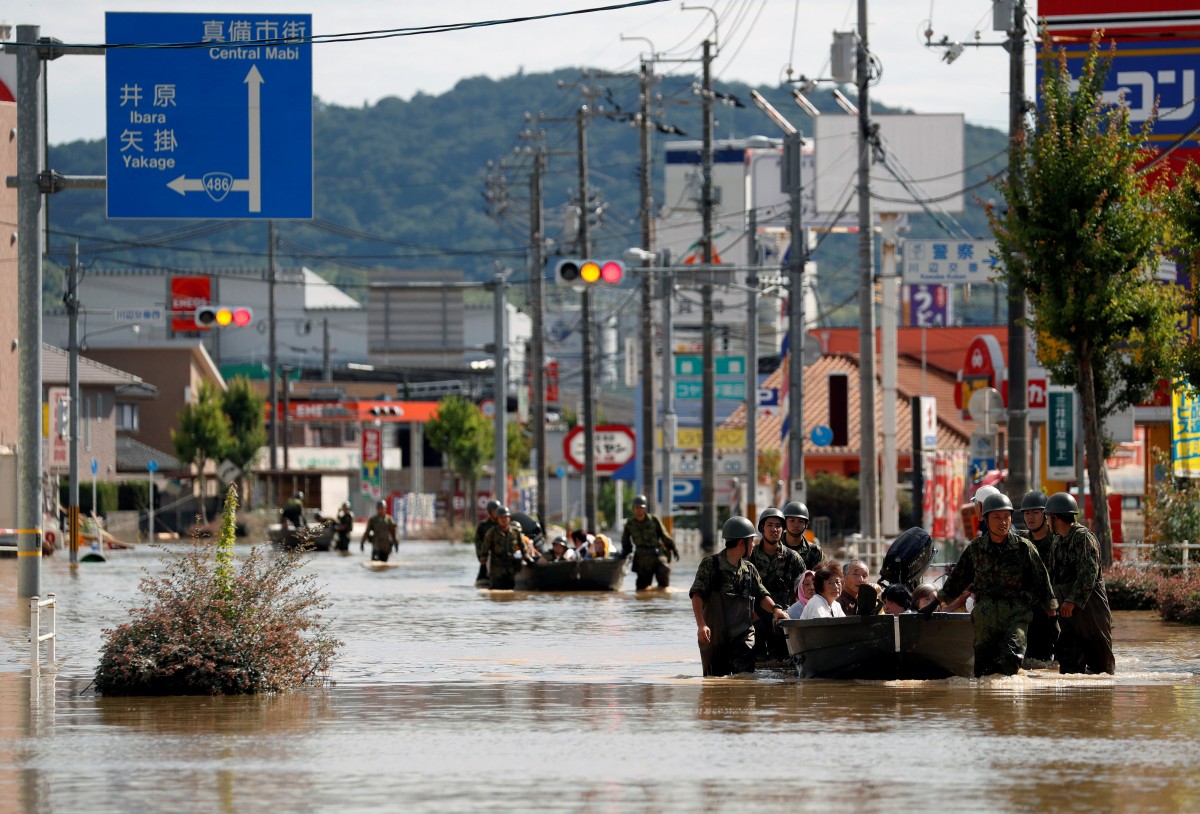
(1, 543, 1200, 813)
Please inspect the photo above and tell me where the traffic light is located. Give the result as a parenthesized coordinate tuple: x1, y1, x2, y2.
(552, 258, 625, 287)
(194, 306, 253, 329)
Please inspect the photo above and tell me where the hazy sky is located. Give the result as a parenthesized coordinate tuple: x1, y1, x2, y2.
(9, 0, 1029, 144)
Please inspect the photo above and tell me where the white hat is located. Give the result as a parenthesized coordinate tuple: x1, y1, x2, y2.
(972, 485, 1001, 505)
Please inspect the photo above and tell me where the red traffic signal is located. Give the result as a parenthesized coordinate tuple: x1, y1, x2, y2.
(552, 259, 625, 287)
(194, 306, 253, 329)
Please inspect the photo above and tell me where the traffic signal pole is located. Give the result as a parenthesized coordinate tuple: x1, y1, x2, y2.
(1006, 0, 1030, 505)
(700, 39, 716, 551)
(577, 106, 598, 533)
(530, 150, 548, 526)
(637, 59, 657, 511)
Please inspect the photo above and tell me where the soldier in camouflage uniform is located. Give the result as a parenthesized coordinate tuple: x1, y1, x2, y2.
(689, 516, 790, 676)
(481, 506, 525, 590)
(621, 494, 679, 590)
(1046, 492, 1115, 674)
(475, 499, 501, 583)
(781, 501, 822, 570)
(934, 492, 1057, 677)
(1017, 490, 1058, 662)
(749, 507, 803, 659)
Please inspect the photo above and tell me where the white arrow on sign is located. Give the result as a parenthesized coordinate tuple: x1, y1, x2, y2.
(165, 65, 264, 212)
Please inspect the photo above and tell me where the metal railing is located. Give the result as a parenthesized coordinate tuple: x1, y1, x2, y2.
(30, 594, 56, 670)
(1112, 540, 1199, 570)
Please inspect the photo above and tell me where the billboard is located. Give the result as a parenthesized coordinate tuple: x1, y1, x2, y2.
(170, 275, 212, 332)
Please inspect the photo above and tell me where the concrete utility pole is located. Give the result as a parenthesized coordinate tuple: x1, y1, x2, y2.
(268, 220, 279, 506)
(66, 244, 80, 564)
(637, 59, 657, 509)
(746, 209, 759, 524)
(577, 105, 598, 532)
(659, 249, 675, 534)
(15, 25, 45, 597)
(1006, 0, 1030, 504)
(493, 271, 508, 502)
(786, 131, 807, 505)
(530, 150, 548, 525)
(700, 38, 717, 551)
(856, 0, 880, 540)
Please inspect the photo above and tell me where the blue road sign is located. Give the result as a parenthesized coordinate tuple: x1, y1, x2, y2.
(810, 425, 833, 447)
(90, 457, 98, 475)
(147, 459, 159, 473)
(656, 478, 702, 505)
(105, 12, 313, 219)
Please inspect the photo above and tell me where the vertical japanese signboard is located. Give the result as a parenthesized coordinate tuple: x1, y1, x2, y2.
(1047, 385, 1076, 480)
(105, 12, 313, 219)
(360, 428, 382, 500)
(1171, 379, 1200, 478)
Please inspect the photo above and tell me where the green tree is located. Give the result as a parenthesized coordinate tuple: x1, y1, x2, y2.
(991, 37, 1182, 564)
(221, 376, 268, 507)
(425, 396, 493, 518)
(172, 381, 232, 523)
(506, 419, 531, 477)
(1166, 162, 1200, 390)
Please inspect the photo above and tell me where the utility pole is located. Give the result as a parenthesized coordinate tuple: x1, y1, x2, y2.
(15, 25, 45, 597)
(856, 0, 880, 540)
(746, 209, 759, 524)
(493, 271, 508, 502)
(1006, 0, 1030, 504)
(786, 130, 807, 505)
(322, 318, 331, 381)
(268, 220, 278, 507)
(660, 249, 675, 534)
(66, 244, 80, 564)
(577, 105, 598, 532)
(530, 149, 548, 525)
(638, 58, 657, 509)
(700, 38, 717, 550)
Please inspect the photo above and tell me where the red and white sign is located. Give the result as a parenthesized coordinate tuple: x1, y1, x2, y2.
(955, 334, 1006, 417)
(545, 360, 560, 404)
(47, 387, 69, 469)
(1040, 1, 1200, 39)
(563, 424, 636, 472)
(170, 275, 212, 332)
(360, 428, 382, 500)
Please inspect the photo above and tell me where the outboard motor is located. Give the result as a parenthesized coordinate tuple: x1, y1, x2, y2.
(880, 527, 937, 590)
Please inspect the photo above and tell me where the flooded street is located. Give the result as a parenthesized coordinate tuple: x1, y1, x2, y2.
(3, 540, 1200, 813)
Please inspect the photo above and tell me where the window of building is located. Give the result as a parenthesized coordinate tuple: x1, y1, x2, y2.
(116, 402, 139, 432)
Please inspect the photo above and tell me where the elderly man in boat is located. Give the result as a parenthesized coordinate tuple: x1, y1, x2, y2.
(925, 492, 1057, 676)
(689, 516, 790, 676)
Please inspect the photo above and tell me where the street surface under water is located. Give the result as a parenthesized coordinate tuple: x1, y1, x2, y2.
(2, 540, 1200, 813)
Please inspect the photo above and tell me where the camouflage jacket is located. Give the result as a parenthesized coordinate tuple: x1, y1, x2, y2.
(475, 518, 497, 558)
(688, 551, 769, 607)
(1049, 523, 1102, 608)
(749, 544, 804, 607)
(482, 523, 525, 575)
(1018, 527, 1055, 569)
(621, 514, 676, 557)
(783, 535, 823, 571)
(939, 530, 1057, 613)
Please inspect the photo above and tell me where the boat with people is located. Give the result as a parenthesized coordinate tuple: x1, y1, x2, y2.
(268, 518, 335, 552)
(514, 556, 628, 591)
(779, 526, 976, 679)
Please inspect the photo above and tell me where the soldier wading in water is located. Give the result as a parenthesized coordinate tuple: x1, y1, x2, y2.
(749, 507, 803, 660)
(1046, 492, 1115, 675)
(621, 494, 679, 590)
(689, 516, 789, 676)
(927, 492, 1057, 676)
(481, 505, 525, 590)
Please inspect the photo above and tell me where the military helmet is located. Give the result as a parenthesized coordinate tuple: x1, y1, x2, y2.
(972, 485, 1000, 506)
(782, 501, 810, 521)
(631, 494, 648, 508)
(980, 492, 1014, 516)
(1045, 492, 1080, 516)
(496, 505, 511, 517)
(722, 515, 757, 542)
(551, 536, 568, 548)
(757, 507, 785, 534)
(486, 498, 501, 513)
(1020, 491, 1048, 512)
(376, 499, 387, 509)
(295, 491, 304, 501)
(343, 501, 352, 510)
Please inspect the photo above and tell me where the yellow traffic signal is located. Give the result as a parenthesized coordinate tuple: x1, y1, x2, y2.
(552, 259, 625, 287)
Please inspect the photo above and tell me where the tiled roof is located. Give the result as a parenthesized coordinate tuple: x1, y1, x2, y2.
(115, 436, 185, 474)
(42, 344, 144, 387)
(811, 326, 1007, 377)
(723, 352, 976, 455)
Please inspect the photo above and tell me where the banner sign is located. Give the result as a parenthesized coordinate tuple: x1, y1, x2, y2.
(171, 275, 212, 332)
(360, 427, 382, 499)
(1172, 379, 1200, 478)
(1047, 386, 1076, 481)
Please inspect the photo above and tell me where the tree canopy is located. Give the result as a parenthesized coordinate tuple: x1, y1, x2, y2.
(172, 381, 232, 523)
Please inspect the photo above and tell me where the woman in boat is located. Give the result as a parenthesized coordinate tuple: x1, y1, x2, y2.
(798, 564, 846, 620)
(787, 570, 816, 618)
(591, 534, 613, 559)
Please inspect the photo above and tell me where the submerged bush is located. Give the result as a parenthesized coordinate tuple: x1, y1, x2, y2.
(1155, 571, 1200, 626)
(1104, 563, 1162, 610)
(95, 485, 339, 695)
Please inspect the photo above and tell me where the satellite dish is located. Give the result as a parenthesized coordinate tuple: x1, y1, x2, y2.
(968, 387, 1005, 435)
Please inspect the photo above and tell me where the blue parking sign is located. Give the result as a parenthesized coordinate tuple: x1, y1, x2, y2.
(105, 12, 313, 219)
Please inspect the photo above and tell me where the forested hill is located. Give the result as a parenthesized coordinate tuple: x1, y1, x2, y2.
(46, 68, 1007, 324)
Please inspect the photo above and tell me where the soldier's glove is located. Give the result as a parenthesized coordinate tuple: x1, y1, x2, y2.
(392, 542, 398, 553)
(672, 549, 680, 563)
(917, 599, 938, 617)
(360, 543, 365, 552)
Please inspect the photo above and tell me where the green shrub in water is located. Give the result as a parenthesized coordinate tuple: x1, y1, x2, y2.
(94, 485, 340, 695)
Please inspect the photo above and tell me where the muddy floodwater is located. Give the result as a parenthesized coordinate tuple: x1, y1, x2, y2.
(3, 540, 1200, 813)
